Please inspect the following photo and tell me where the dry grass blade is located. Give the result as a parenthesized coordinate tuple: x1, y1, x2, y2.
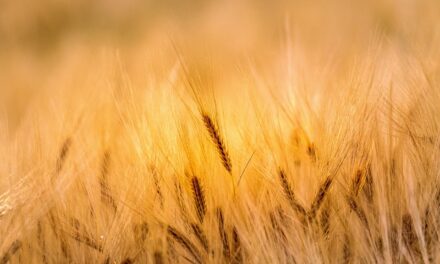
(278, 169, 306, 216)
(191, 176, 206, 223)
(167, 226, 202, 264)
(202, 113, 232, 174)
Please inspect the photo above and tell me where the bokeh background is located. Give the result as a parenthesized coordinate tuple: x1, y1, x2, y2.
(1, 0, 440, 130)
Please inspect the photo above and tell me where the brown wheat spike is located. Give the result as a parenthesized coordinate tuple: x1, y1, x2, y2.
(133, 222, 149, 245)
(59, 236, 71, 262)
(278, 169, 307, 216)
(216, 207, 231, 260)
(191, 223, 209, 253)
(166, 237, 178, 263)
(37, 221, 48, 264)
(68, 223, 103, 253)
(201, 112, 232, 173)
(153, 251, 164, 264)
(55, 137, 72, 174)
(275, 206, 287, 224)
(269, 211, 287, 242)
(48, 210, 72, 261)
(363, 165, 374, 203)
(48, 210, 60, 238)
(231, 226, 243, 264)
(71, 233, 103, 252)
(319, 204, 330, 238)
(191, 176, 206, 223)
(375, 237, 384, 257)
(346, 195, 369, 230)
(342, 235, 351, 264)
(307, 143, 317, 162)
(99, 151, 117, 212)
(120, 258, 133, 264)
(351, 169, 366, 197)
(402, 214, 421, 257)
(0, 240, 22, 264)
(435, 188, 440, 209)
(389, 225, 399, 262)
(308, 177, 333, 220)
(269, 211, 295, 262)
(423, 207, 435, 261)
(151, 166, 164, 209)
(175, 179, 190, 225)
(167, 226, 202, 264)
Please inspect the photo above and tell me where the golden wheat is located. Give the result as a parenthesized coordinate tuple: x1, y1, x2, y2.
(1, 0, 440, 263)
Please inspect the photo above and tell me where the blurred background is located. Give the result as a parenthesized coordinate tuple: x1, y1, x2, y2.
(0, 0, 439, 130)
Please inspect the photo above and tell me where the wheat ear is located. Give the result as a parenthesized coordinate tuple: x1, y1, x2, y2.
(191, 176, 206, 223)
(308, 177, 333, 220)
(191, 223, 209, 253)
(0, 240, 22, 264)
(278, 169, 306, 216)
(216, 207, 231, 260)
(167, 226, 202, 264)
(202, 113, 232, 174)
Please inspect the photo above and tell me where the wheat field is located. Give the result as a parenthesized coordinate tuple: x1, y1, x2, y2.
(1, 0, 440, 263)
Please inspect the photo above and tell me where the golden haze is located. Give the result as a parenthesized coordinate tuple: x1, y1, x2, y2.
(1, 0, 440, 263)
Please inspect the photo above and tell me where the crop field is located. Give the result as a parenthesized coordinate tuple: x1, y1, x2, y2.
(1, 0, 440, 263)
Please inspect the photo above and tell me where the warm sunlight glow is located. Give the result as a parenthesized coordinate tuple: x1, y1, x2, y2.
(1, 0, 440, 263)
